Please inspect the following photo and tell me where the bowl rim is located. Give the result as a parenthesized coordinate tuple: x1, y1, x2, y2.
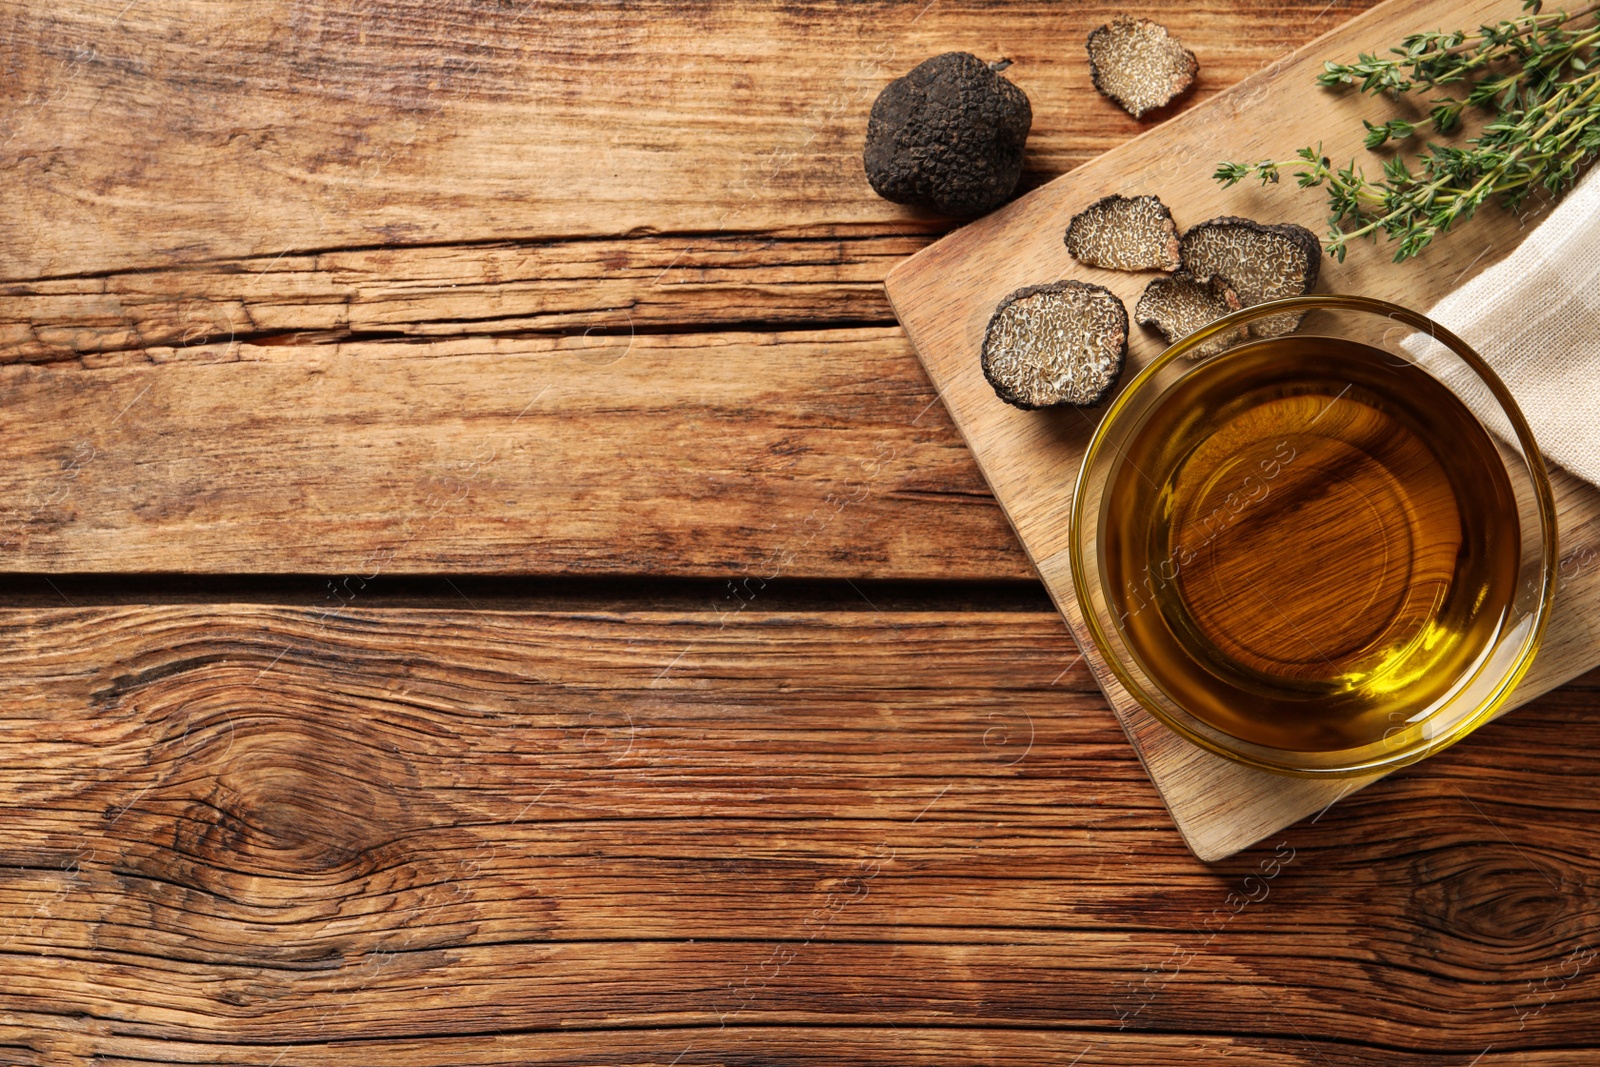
(1067, 293, 1560, 777)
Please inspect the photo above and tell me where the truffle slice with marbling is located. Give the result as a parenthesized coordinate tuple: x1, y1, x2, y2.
(1179, 216, 1321, 336)
(982, 281, 1128, 409)
(1065, 193, 1182, 271)
(1086, 16, 1199, 119)
(1135, 271, 1247, 356)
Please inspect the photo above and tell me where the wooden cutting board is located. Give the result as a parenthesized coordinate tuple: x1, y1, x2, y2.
(885, 0, 1600, 861)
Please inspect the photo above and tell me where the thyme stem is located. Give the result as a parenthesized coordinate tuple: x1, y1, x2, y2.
(1215, 0, 1600, 262)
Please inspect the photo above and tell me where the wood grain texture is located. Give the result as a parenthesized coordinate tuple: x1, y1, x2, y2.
(0, 234, 925, 364)
(0, 0, 1382, 581)
(0, 1, 1371, 280)
(885, 0, 1600, 859)
(0, 328, 1029, 578)
(9, 0, 1600, 1062)
(0, 603, 1597, 1064)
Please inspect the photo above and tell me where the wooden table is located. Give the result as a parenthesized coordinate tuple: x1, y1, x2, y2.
(3, 2, 1597, 1063)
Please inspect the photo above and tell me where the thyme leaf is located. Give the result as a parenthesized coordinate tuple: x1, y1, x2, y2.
(1216, 0, 1600, 262)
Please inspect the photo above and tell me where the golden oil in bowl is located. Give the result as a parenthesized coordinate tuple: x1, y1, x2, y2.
(1100, 334, 1522, 753)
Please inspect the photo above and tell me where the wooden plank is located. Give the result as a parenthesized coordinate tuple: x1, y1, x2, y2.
(884, 0, 1600, 859)
(0, 329, 1030, 578)
(0, 234, 926, 364)
(0, 604, 1596, 1061)
(17, 1032, 1600, 1067)
(0, 1, 1380, 282)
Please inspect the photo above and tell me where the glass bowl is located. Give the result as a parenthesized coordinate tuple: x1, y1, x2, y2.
(1069, 295, 1557, 777)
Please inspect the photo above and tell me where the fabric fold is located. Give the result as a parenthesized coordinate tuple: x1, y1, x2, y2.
(1422, 165, 1600, 488)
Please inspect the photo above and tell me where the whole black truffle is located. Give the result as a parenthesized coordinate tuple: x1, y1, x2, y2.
(864, 52, 1033, 217)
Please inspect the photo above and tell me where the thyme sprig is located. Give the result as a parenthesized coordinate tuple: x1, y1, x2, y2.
(1215, 1, 1600, 262)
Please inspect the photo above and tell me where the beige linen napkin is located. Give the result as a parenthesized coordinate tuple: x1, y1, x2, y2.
(1420, 165, 1600, 487)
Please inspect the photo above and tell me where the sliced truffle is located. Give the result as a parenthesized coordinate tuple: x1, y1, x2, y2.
(1179, 216, 1321, 336)
(864, 52, 1033, 217)
(1086, 16, 1199, 119)
(982, 281, 1128, 409)
(1135, 272, 1247, 356)
(1064, 193, 1181, 271)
